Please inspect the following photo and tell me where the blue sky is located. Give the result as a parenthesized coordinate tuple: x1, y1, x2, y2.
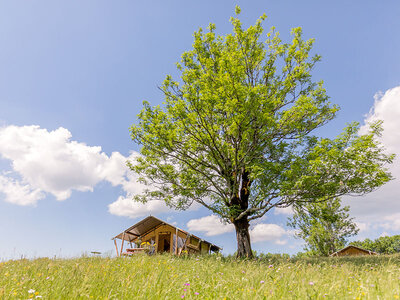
(1, 1, 400, 260)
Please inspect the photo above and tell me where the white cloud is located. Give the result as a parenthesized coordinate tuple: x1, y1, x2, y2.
(355, 222, 369, 233)
(187, 214, 290, 245)
(108, 196, 171, 219)
(344, 86, 400, 231)
(0, 125, 110, 202)
(0, 175, 44, 205)
(380, 213, 400, 231)
(250, 223, 288, 244)
(0, 125, 173, 218)
(0, 124, 196, 219)
(274, 206, 294, 216)
(0, 126, 188, 218)
(187, 215, 234, 236)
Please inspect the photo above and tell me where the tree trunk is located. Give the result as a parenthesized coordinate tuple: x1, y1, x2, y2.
(233, 217, 253, 258)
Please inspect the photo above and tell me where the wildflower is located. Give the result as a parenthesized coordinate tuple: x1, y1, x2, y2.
(260, 280, 265, 284)
(46, 277, 50, 280)
(181, 295, 185, 298)
(28, 289, 35, 294)
(36, 296, 43, 299)
(194, 292, 199, 295)
(241, 270, 245, 274)
(309, 281, 314, 286)
(184, 283, 190, 286)
(184, 289, 187, 292)
(268, 265, 273, 268)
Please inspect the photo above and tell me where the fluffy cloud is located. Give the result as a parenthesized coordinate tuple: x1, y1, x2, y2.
(344, 86, 400, 231)
(0, 125, 110, 202)
(250, 223, 288, 244)
(0, 125, 173, 218)
(187, 215, 234, 236)
(187, 214, 289, 244)
(0, 175, 44, 205)
(380, 213, 400, 231)
(108, 196, 171, 219)
(274, 206, 294, 216)
(355, 222, 369, 233)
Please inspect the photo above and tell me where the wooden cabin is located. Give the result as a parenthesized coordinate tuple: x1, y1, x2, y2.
(330, 245, 378, 257)
(112, 216, 221, 256)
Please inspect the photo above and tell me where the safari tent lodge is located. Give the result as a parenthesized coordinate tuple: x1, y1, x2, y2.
(112, 216, 221, 256)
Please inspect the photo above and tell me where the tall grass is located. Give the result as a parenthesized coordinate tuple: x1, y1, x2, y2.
(1, 253, 400, 299)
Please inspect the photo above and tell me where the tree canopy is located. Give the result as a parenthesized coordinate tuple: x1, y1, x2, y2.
(288, 197, 359, 256)
(129, 7, 394, 257)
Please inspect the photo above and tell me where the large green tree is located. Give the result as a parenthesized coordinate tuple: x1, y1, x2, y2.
(288, 197, 359, 256)
(129, 7, 394, 258)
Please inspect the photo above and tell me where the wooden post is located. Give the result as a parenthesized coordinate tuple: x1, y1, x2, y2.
(170, 232, 173, 254)
(120, 232, 125, 256)
(175, 228, 178, 255)
(178, 233, 190, 256)
(114, 239, 119, 257)
(155, 231, 159, 254)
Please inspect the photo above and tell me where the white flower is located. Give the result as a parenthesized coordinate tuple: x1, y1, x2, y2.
(28, 289, 35, 294)
(36, 296, 43, 298)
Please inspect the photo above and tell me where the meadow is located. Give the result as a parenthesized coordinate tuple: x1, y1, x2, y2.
(1, 253, 400, 299)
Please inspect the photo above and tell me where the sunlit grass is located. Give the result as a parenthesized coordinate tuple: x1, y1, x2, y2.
(1, 253, 400, 299)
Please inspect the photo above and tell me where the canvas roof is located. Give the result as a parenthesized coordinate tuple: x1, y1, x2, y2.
(112, 215, 222, 252)
(330, 245, 378, 256)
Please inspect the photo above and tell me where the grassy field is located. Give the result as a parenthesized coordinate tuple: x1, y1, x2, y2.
(1, 253, 400, 299)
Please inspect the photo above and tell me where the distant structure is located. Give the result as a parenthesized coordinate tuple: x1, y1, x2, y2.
(112, 216, 221, 256)
(330, 245, 378, 257)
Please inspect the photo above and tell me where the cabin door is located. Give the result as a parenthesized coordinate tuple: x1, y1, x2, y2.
(157, 233, 171, 253)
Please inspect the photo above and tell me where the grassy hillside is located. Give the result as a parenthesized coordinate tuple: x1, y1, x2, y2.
(1, 254, 400, 299)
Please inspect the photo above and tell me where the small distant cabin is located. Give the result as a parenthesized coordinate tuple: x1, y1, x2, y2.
(330, 245, 378, 257)
(112, 216, 221, 257)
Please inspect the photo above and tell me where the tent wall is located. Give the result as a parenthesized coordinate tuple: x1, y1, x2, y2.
(130, 223, 204, 255)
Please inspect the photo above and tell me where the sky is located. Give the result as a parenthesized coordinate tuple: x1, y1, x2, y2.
(0, 1, 400, 260)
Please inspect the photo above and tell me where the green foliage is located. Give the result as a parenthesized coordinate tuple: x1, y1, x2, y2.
(129, 7, 393, 255)
(288, 198, 359, 256)
(351, 235, 400, 254)
(1, 255, 400, 299)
